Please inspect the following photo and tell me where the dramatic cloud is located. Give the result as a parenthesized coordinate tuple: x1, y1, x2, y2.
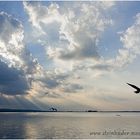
(0, 10, 82, 97)
(24, 2, 140, 81)
(24, 2, 114, 62)
(71, 12, 140, 74)
(23, 2, 116, 94)
(0, 60, 30, 95)
(1, 2, 140, 110)
(23, 1, 140, 107)
(0, 12, 40, 95)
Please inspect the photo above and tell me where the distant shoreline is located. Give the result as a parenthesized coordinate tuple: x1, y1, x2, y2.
(1, 109, 140, 113)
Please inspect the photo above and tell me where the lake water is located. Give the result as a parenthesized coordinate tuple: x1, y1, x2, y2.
(0, 112, 140, 139)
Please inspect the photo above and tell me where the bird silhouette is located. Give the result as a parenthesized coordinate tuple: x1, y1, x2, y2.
(127, 83, 140, 94)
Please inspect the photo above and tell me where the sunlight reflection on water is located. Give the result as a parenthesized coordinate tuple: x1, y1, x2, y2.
(0, 112, 140, 139)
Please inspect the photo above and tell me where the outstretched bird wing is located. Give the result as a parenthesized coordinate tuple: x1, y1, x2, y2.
(127, 83, 140, 93)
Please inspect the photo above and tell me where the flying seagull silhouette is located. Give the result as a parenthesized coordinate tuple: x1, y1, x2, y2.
(127, 83, 140, 94)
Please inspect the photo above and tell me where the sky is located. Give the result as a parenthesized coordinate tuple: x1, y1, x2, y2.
(0, 1, 140, 111)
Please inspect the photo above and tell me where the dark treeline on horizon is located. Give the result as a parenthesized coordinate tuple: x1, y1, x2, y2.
(0, 108, 140, 112)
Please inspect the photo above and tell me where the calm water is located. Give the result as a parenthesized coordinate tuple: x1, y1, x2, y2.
(0, 112, 140, 139)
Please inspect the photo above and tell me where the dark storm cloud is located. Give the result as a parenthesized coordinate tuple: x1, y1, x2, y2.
(0, 60, 30, 95)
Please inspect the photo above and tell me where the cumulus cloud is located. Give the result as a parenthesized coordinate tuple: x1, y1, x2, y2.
(23, 1, 140, 102)
(24, 2, 114, 63)
(0, 11, 64, 97)
(72, 12, 140, 74)
(117, 13, 140, 67)
(23, 1, 119, 87)
(0, 12, 41, 95)
(93, 12, 140, 72)
(1, 2, 140, 110)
